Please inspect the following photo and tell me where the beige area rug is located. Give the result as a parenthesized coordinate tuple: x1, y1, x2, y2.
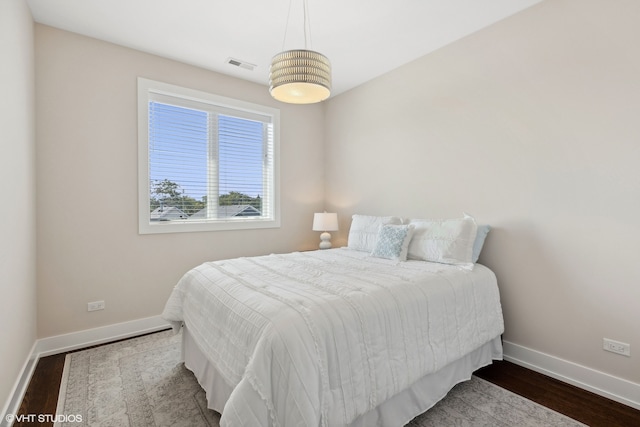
(55, 330, 586, 427)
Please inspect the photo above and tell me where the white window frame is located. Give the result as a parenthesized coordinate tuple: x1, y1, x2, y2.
(137, 78, 280, 234)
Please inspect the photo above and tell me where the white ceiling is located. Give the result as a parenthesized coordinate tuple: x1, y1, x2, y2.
(27, 0, 542, 97)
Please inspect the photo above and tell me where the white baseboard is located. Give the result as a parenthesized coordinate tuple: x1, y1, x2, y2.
(1, 315, 171, 427)
(503, 340, 640, 411)
(35, 315, 171, 357)
(1, 341, 38, 427)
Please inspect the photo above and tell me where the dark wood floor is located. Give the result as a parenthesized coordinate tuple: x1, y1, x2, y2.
(474, 361, 640, 427)
(15, 337, 640, 427)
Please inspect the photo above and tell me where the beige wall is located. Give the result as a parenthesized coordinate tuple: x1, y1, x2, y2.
(35, 25, 325, 338)
(0, 0, 37, 411)
(325, 0, 640, 383)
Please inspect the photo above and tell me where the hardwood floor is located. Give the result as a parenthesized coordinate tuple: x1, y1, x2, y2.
(15, 339, 640, 427)
(475, 361, 640, 427)
(14, 354, 66, 427)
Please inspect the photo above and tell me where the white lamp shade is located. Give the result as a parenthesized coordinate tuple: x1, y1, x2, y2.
(312, 212, 338, 231)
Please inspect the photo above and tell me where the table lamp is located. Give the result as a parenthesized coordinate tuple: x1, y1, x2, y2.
(312, 212, 339, 249)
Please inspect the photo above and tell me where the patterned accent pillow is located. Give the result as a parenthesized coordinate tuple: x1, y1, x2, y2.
(371, 224, 415, 261)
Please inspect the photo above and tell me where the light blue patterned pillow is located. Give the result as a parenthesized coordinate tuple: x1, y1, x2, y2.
(371, 224, 415, 261)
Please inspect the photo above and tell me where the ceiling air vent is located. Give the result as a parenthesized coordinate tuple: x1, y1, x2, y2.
(227, 57, 256, 71)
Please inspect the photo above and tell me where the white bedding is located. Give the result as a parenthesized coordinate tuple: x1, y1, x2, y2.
(162, 248, 504, 427)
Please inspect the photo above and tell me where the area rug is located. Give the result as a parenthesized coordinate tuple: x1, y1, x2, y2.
(55, 330, 586, 427)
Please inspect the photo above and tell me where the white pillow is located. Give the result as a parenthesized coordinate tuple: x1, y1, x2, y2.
(348, 214, 402, 252)
(371, 224, 415, 261)
(407, 216, 478, 269)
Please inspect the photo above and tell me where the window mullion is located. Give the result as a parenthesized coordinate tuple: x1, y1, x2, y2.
(262, 123, 271, 219)
(207, 113, 219, 220)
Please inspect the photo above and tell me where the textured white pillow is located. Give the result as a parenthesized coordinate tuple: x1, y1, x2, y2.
(348, 214, 402, 252)
(371, 224, 415, 261)
(407, 216, 478, 269)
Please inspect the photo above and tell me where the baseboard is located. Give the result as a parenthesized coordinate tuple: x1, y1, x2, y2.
(35, 315, 171, 357)
(503, 340, 640, 411)
(0, 341, 38, 427)
(1, 315, 171, 427)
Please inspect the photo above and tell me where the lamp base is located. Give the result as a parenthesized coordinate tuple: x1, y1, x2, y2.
(318, 231, 332, 249)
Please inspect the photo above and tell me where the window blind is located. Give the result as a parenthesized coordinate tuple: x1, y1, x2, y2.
(146, 91, 275, 225)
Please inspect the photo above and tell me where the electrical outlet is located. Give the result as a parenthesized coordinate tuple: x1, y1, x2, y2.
(603, 338, 630, 357)
(87, 300, 105, 312)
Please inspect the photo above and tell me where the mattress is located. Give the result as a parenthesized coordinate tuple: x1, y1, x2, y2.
(162, 248, 505, 427)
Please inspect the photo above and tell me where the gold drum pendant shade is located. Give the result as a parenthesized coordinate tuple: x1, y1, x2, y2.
(269, 49, 331, 104)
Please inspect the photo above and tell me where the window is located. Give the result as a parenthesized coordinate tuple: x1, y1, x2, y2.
(138, 78, 280, 234)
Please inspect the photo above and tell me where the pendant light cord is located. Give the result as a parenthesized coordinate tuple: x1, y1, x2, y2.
(281, 0, 313, 51)
(281, 0, 293, 51)
(304, 0, 311, 50)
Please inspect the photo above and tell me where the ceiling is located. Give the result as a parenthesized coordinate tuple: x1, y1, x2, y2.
(27, 0, 542, 98)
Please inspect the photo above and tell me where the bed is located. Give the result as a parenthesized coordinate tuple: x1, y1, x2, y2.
(162, 215, 504, 427)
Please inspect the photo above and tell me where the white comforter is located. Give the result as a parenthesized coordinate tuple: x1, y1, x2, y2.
(162, 248, 504, 427)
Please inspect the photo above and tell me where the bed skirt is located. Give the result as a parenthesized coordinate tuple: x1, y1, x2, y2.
(182, 326, 503, 427)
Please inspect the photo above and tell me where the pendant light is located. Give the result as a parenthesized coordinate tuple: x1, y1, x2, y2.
(269, 0, 331, 104)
